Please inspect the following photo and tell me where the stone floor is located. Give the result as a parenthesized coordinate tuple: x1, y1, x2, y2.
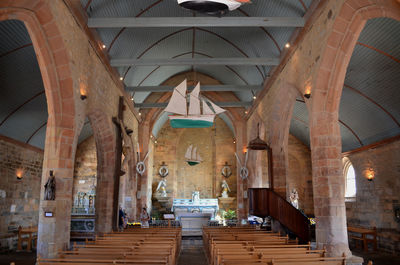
(177, 236, 208, 265)
(351, 249, 400, 265)
(0, 251, 36, 265)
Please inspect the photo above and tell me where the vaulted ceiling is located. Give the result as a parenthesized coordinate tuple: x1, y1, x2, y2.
(0, 1, 399, 152)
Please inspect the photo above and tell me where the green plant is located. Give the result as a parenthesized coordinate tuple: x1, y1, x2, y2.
(223, 209, 237, 220)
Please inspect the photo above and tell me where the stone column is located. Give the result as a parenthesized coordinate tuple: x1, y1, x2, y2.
(137, 121, 151, 216)
(235, 121, 248, 220)
(37, 128, 75, 258)
(310, 111, 351, 257)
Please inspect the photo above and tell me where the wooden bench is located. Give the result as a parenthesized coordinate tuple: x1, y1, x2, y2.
(203, 226, 345, 265)
(17, 226, 37, 251)
(347, 226, 377, 252)
(37, 227, 182, 265)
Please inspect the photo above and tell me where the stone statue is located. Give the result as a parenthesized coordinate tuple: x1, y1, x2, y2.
(192, 191, 200, 203)
(156, 178, 167, 197)
(289, 188, 299, 209)
(221, 180, 231, 198)
(44, 170, 56, 200)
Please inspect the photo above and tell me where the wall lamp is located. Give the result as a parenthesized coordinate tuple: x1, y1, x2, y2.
(304, 92, 311, 99)
(80, 85, 87, 100)
(366, 168, 375, 181)
(16, 168, 24, 180)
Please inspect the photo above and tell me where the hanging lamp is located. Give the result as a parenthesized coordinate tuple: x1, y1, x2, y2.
(247, 123, 269, 150)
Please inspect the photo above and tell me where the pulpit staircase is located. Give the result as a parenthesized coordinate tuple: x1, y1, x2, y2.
(248, 188, 311, 243)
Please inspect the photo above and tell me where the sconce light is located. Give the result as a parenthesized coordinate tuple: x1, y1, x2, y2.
(80, 84, 87, 100)
(16, 168, 24, 180)
(304, 85, 311, 99)
(243, 147, 248, 154)
(366, 169, 375, 181)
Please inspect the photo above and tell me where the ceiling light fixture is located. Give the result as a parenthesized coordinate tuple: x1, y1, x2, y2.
(177, 0, 249, 16)
(285, 43, 290, 48)
(120, 77, 123, 81)
(102, 44, 106, 49)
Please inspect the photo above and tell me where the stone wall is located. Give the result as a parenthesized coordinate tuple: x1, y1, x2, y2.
(345, 139, 400, 253)
(151, 117, 237, 215)
(287, 134, 314, 216)
(72, 136, 97, 209)
(0, 136, 43, 250)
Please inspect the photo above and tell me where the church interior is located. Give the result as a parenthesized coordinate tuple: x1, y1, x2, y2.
(0, 0, 399, 264)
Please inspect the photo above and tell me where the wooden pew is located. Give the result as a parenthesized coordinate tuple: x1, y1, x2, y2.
(347, 226, 377, 252)
(37, 227, 182, 265)
(17, 226, 37, 251)
(203, 226, 345, 265)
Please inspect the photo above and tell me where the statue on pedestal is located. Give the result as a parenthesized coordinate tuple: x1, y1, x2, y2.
(221, 180, 231, 198)
(156, 178, 167, 197)
(44, 170, 56, 200)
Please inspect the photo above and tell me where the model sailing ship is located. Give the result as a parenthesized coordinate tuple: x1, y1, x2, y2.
(185, 144, 202, 166)
(163, 79, 226, 128)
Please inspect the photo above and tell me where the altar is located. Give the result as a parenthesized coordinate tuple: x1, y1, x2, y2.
(172, 196, 219, 236)
(172, 198, 219, 219)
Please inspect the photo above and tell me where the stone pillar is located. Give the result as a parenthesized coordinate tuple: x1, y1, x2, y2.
(137, 121, 151, 216)
(235, 121, 248, 221)
(37, 128, 75, 258)
(310, 111, 351, 257)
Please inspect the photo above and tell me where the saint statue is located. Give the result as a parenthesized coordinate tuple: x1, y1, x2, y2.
(44, 170, 56, 200)
(156, 178, 167, 197)
(192, 191, 200, 203)
(289, 188, 299, 209)
(221, 180, 231, 198)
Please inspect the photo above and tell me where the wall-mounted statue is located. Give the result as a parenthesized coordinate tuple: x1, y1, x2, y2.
(221, 179, 231, 198)
(44, 170, 56, 200)
(156, 178, 167, 197)
(289, 188, 299, 209)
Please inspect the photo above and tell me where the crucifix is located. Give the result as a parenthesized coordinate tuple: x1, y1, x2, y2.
(111, 96, 128, 231)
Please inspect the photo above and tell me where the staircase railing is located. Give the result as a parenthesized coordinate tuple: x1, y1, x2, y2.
(248, 188, 310, 242)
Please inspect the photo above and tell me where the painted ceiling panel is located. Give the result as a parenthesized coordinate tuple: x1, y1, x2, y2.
(0, 95, 47, 144)
(289, 100, 310, 148)
(0, 19, 48, 150)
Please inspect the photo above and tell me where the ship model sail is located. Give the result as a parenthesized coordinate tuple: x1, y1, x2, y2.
(185, 144, 202, 166)
(163, 79, 226, 128)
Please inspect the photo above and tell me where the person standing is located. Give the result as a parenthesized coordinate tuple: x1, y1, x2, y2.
(118, 206, 125, 231)
(140, 207, 150, 228)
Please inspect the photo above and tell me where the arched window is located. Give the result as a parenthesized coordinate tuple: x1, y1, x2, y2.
(343, 158, 356, 199)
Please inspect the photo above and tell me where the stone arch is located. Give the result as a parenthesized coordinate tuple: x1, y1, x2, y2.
(0, 1, 76, 258)
(312, 0, 400, 114)
(87, 110, 117, 233)
(265, 82, 300, 197)
(137, 71, 246, 213)
(309, 0, 400, 257)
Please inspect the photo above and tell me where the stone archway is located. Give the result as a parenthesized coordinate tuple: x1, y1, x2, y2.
(0, 1, 76, 258)
(310, 0, 400, 257)
(87, 110, 117, 234)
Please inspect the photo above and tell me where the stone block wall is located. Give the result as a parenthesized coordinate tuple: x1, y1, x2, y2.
(0, 136, 43, 250)
(287, 134, 314, 215)
(151, 117, 237, 215)
(72, 136, 97, 208)
(345, 139, 400, 253)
